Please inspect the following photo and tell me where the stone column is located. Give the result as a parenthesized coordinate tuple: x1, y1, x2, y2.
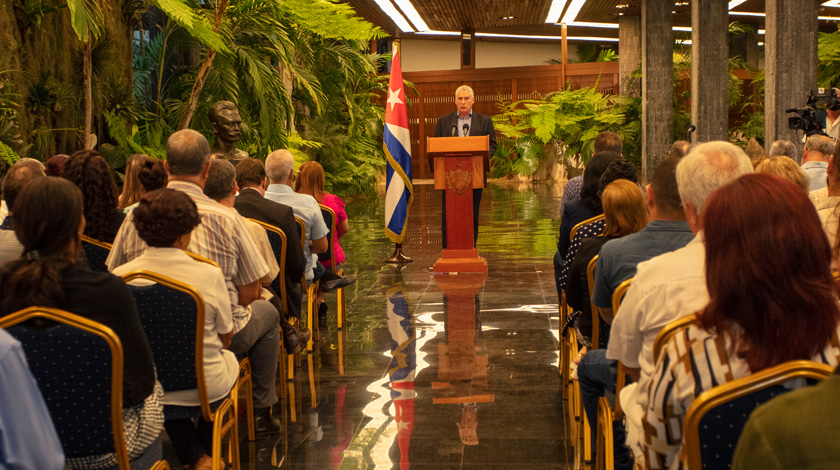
(619, 15, 641, 97)
(691, 0, 729, 143)
(765, 0, 818, 155)
(641, 0, 673, 182)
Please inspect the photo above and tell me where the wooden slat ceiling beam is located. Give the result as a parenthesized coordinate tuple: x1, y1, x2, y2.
(342, 0, 840, 40)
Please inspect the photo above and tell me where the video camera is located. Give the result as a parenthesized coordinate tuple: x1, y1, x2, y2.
(787, 88, 840, 137)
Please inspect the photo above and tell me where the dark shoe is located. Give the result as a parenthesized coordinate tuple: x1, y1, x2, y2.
(254, 406, 281, 434)
(295, 326, 312, 344)
(280, 322, 302, 355)
(318, 302, 328, 323)
(321, 275, 355, 292)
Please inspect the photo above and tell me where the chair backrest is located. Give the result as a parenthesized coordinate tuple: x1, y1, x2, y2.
(0, 306, 129, 469)
(611, 278, 632, 313)
(682, 360, 833, 469)
(81, 235, 112, 273)
(294, 217, 306, 250)
(586, 255, 600, 349)
(570, 214, 605, 242)
(184, 250, 220, 268)
(318, 204, 337, 271)
(248, 218, 288, 311)
(609, 277, 632, 421)
(653, 313, 699, 363)
(120, 270, 213, 421)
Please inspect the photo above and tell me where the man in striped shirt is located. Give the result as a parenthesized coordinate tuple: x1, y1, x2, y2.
(107, 129, 283, 433)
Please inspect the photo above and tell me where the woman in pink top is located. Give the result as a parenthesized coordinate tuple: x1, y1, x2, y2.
(295, 161, 348, 268)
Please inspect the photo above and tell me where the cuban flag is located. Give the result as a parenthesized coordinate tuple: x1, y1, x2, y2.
(384, 42, 414, 243)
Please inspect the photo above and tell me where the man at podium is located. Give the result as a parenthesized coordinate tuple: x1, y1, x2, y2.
(433, 85, 497, 246)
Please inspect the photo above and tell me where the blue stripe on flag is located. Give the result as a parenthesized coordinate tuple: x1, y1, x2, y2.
(384, 125, 413, 240)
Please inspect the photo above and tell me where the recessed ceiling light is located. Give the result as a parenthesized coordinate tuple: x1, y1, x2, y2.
(371, 0, 414, 32)
(545, 0, 569, 24)
(393, 0, 429, 31)
(560, 0, 588, 23)
(728, 0, 748, 9)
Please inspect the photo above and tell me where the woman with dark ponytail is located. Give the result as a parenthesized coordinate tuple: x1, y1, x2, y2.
(0, 177, 164, 470)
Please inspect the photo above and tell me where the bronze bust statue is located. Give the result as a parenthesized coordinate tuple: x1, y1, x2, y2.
(208, 101, 248, 165)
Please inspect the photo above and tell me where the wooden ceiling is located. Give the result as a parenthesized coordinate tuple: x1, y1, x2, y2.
(342, 0, 840, 42)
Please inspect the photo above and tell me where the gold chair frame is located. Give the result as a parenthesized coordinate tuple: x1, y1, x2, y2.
(570, 214, 606, 242)
(653, 313, 699, 364)
(121, 271, 243, 469)
(150, 460, 170, 470)
(681, 360, 833, 469)
(0, 307, 130, 470)
(81, 234, 113, 250)
(319, 204, 349, 331)
(594, 278, 632, 470)
(586, 255, 600, 349)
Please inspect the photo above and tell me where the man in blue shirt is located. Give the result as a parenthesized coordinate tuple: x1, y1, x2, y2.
(801, 134, 834, 192)
(0, 328, 65, 470)
(576, 156, 694, 470)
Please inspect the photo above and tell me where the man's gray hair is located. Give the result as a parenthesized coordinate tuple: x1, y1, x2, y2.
(203, 159, 236, 201)
(2, 158, 46, 211)
(768, 140, 798, 161)
(265, 149, 295, 181)
(166, 129, 210, 176)
(676, 141, 753, 216)
(805, 134, 835, 156)
(455, 85, 475, 99)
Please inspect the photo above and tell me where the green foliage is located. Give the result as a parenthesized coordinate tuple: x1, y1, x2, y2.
(546, 45, 617, 65)
(149, 0, 227, 52)
(493, 83, 627, 173)
(65, 0, 104, 42)
(819, 27, 840, 87)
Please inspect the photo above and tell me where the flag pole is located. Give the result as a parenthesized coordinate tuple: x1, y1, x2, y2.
(384, 38, 413, 264)
(387, 243, 412, 263)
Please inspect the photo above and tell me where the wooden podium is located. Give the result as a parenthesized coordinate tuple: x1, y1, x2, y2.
(428, 136, 490, 273)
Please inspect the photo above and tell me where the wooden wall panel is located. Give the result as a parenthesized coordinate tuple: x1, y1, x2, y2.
(381, 62, 620, 178)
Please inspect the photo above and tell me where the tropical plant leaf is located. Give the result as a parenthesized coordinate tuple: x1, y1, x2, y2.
(150, 0, 228, 52)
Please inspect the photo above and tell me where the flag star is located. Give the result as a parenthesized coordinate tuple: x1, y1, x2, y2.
(387, 87, 403, 112)
(397, 421, 411, 430)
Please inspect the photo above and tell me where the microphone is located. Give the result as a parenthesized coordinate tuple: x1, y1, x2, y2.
(463, 123, 470, 137)
(686, 124, 697, 136)
(451, 125, 457, 137)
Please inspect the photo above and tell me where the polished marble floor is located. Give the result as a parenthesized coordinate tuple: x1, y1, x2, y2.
(170, 181, 580, 469)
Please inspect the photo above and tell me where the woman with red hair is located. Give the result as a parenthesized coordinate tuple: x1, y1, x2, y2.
(641, 173, 840, 469)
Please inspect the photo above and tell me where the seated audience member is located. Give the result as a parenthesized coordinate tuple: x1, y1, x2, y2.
(0, 327, 65, 470)
(295, 161, 348, 270)
(606, 142, 752, 464)
(559, 131, 623, 216)
(566, 179, 647, 350)
(815, 139, 840, 265)
(801, 134, 833, 192)
(668, 140, 690, 159)
(63, 150, 126, 243)
(642, 173, 840, 469)
(112, 189, 237, 470)
(578, 157, 694, 469)
(0, 159, 46, 264)
(45, 154, 70, 177)
(745, 137, 766, 168)
(0, 158, 44, 223)
(755, 156, 810, 193)
(118, 154, 150, 211)
(768, 139, 799, 162)
(295, 160, 356, 316)
(0, 177, 163, 468)
(203, 158, 305, 353)
(263, 151, 353, 320)
(559, 159, 638, 293)
(107, 129, 282, 434)
(233, 158, 307, 329)
(264, 150, 328, 284)
(123, 159, 168, 214)
(554, 151, 622, 298)
(732, 364, 840, 470)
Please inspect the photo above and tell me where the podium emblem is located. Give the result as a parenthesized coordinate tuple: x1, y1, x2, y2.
(446, 163, 472, 195)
